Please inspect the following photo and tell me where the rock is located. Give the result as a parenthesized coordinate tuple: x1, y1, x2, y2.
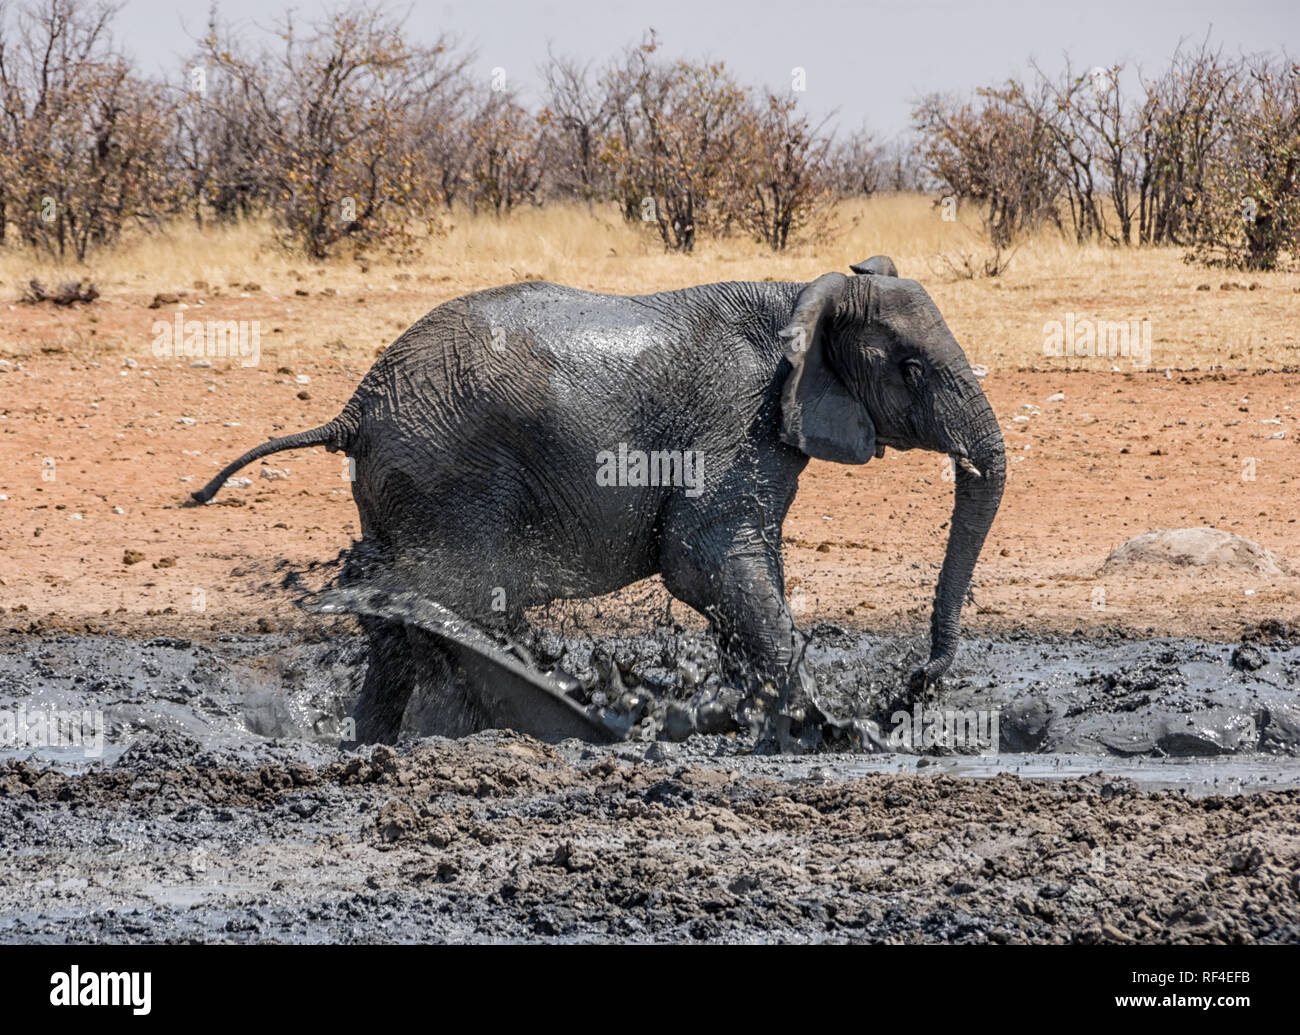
(1102, 527, 1286, 577)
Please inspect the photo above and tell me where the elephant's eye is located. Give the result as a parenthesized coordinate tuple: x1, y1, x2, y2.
(901, 358, 925, 390)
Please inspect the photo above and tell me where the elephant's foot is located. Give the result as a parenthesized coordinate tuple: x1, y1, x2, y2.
(741, 662, 890, 754)
(343, 618, 417, 748)
(342, 710, 402, 750)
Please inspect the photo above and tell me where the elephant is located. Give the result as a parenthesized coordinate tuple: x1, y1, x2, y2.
(191, 256, 1005, 747)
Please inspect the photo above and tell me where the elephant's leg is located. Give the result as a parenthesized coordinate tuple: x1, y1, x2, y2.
(662, 525, 889, 753)
(660, 530, 814, 725)
(347, 616, 416, 746)
(405, 626, 490, 737)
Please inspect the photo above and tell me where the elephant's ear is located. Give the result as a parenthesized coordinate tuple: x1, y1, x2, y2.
(778, 273, 876, 465)
(850, 255, 898, 277)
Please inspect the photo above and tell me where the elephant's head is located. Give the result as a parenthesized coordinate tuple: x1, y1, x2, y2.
(778, 256, 1005, 691)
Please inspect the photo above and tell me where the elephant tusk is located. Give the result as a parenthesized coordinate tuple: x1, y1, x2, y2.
(955, 456, 982, 478)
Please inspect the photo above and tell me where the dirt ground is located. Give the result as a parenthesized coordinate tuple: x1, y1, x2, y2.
(3, 260, 1300, 944)
(1, 347, 1297, 640)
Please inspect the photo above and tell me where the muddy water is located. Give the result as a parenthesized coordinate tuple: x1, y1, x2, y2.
(1, 627, 1298, 943)
(0, 625, 1296, 789)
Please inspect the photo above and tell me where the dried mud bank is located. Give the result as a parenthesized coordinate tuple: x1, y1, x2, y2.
(0, 627, 1298, 943)
(0, 732, 1297, 944)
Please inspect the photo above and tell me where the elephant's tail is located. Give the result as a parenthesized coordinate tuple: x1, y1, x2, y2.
(188, 411, 356, 505)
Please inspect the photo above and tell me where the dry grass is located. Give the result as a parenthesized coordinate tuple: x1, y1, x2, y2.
(2, 194, 1298, 371)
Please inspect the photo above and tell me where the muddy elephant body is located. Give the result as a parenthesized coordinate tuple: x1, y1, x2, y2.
(194, 259, 1005, 745)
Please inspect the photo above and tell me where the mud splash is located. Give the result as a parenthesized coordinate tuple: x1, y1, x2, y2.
(1, 624, 1297, 769)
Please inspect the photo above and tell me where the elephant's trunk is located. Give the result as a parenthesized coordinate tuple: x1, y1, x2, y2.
(913, 393, 1005, 690)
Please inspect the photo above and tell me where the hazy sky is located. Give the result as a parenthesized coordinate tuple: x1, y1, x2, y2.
(110, 0, 1297, 139)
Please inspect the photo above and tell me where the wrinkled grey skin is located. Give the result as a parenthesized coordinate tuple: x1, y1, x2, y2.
(193, 257, 1005, 746)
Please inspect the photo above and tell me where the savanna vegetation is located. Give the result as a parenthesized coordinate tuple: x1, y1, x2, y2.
(0, 0, 1294, 269)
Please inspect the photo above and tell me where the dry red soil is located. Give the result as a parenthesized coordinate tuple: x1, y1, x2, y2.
(2, 295, 1299, 641)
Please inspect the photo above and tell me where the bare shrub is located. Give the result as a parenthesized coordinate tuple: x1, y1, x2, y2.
(197, 4, 470, 259)
(914, 89, 1060, 247)
(0, 0, 176, 258)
